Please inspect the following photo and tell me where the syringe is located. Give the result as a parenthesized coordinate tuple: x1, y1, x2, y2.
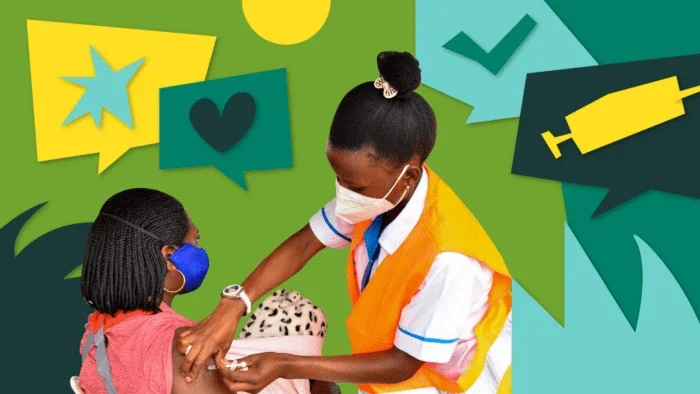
(542, 76, 700, 159)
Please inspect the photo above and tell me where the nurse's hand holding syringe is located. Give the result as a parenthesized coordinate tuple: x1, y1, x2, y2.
(212, 347, 423, 394)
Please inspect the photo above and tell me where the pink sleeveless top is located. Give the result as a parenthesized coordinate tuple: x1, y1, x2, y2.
(78, 303, 194, 394)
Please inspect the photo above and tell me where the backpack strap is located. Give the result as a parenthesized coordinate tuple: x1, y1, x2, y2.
(81, 325, 118, 394)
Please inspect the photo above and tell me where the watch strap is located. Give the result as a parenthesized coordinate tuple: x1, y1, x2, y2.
(238, 290, 252, 316)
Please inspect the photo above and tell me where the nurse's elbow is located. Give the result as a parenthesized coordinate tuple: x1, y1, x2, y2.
(391, 367, 421, 384)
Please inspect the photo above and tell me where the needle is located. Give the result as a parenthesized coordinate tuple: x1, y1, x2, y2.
(207, 361, 249, 371)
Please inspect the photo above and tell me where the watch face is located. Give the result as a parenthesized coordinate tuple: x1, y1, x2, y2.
(224, 285, 241, 296)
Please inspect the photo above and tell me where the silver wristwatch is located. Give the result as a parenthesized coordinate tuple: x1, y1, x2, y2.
(221, 284, 252, 316)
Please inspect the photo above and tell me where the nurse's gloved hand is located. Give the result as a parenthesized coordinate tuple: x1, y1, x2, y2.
(177, 299, 246, 382)
(216, 352, 285, 394)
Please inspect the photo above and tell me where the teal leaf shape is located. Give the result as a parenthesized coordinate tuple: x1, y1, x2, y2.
(563, 183, 700, 329)
(514, 223, 700, 393)
(0, 203, 91, 392)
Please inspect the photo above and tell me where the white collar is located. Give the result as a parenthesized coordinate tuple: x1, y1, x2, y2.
(378, 166, 429, 255)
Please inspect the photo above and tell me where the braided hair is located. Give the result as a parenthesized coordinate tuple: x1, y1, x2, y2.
(81, 188, 189, 315)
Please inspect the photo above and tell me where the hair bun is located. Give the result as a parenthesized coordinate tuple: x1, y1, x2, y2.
(377, 51, 421, 97)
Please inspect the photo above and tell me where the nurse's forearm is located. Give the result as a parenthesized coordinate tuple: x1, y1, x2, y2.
(240, 224, 325, 304)
(280, 347, 424, 385)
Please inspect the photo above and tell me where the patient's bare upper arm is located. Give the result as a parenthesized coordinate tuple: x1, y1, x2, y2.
(171, 328, 232, 394)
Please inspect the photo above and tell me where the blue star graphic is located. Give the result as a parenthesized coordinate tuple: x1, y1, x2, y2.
(62, 46, 145, 129)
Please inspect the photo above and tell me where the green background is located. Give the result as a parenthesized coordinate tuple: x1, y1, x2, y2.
(2, 1, 564, 392)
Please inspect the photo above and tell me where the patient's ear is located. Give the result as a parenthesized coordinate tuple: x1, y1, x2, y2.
(161, 245, 178, 263)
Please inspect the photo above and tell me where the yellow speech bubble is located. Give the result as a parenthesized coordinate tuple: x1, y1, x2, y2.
(27, 20, 216, 173)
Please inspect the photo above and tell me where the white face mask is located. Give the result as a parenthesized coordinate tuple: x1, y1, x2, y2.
(335, 165, 410, 224)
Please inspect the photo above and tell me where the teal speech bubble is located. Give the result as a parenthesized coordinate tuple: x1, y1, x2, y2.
(159, 69, 291, 189)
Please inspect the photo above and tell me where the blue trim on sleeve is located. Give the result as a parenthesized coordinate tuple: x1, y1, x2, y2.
(398, 327, 459, 344)
(321, 207, 351, 242)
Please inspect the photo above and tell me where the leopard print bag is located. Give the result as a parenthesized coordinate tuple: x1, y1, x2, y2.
(240, 289, 327, 339)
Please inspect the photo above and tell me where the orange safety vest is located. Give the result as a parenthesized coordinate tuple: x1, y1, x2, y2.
(345, 166, 512, 393)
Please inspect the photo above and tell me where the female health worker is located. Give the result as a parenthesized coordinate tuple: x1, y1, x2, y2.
(177, 51, 513, 394)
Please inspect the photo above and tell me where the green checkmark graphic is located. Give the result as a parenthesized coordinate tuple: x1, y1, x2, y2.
(444, 14, 537, 76)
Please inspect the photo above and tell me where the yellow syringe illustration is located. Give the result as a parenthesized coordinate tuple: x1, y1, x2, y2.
(542, 76, 700, 159)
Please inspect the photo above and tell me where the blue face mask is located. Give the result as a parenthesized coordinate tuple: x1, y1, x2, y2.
(99, 212, 210, 294)
(168, 243, 210, 294)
